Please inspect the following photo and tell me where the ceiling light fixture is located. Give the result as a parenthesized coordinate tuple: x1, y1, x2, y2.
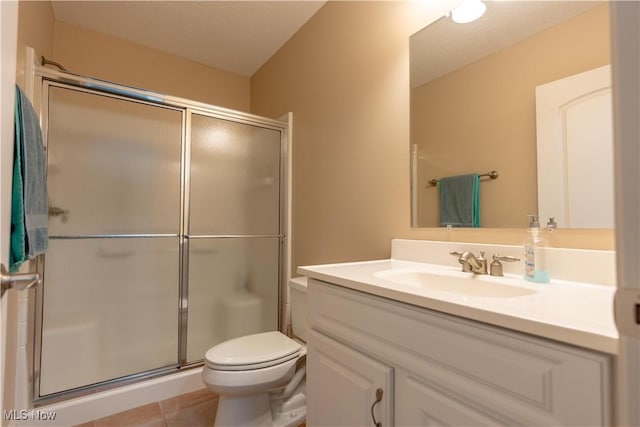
(450, 0, 487, 24)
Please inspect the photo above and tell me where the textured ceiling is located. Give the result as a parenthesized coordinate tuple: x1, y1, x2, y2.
(411, 1, 604, 88)
(51, 1, 326, 77)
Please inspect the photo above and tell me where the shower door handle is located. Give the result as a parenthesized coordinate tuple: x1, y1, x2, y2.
(1, 264, 40, 296)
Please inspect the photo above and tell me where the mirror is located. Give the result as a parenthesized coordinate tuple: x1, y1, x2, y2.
(410, 1, 611, 228)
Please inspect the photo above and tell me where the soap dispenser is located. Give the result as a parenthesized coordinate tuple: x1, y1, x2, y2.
(524, 215, 550, 283)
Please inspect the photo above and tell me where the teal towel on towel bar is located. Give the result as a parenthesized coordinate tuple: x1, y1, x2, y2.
(10, 91, 26, 273)
(438, 173, 480, 228)
(10, 86, 48, 273)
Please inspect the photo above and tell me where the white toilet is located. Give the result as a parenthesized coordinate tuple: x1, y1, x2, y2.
(202, 277, 308, 427)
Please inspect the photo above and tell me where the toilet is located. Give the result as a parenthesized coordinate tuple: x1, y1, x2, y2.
(202, 277, 308, 427)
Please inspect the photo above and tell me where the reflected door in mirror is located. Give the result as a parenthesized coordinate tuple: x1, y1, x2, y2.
(536, 65, 614, 229)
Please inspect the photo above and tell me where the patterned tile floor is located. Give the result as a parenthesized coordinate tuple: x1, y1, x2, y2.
(74, 389, 218, 427)
(74, 389, 306, 427)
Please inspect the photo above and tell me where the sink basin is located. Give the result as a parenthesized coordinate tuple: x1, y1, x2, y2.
(374, 269, 537, 298)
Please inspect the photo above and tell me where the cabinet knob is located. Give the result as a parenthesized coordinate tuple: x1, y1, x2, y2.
(371, 387, 383, 427)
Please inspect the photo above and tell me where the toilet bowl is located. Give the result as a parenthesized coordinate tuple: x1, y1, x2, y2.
(202, 278, 308, 427)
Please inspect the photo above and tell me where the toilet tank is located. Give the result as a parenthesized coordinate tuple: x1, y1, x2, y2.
(289, 277, 308, 342)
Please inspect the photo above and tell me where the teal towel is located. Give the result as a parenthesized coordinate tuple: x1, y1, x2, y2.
(10, 86, 48, 273)
(10, 92, 26, 273)
(439, 173, 480, 228)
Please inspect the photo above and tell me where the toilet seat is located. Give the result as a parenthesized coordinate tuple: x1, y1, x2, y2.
(205, 331, 301, 371)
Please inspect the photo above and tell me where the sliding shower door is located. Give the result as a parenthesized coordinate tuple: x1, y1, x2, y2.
(39, 85, 183, 396)
(35, 76, 286, 402)
(185, 114, 282, 362)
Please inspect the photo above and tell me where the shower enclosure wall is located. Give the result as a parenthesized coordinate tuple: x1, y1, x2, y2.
(30, 69, 287, 403)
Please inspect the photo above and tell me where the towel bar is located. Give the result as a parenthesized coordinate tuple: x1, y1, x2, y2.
(429, 170, 499, 187)
(1, 264, 40, 296)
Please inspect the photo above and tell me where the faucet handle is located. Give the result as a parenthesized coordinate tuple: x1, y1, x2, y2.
(492, 254, 520, 262)
(450, 251, 464, 257)
(490, 254, 521, 277)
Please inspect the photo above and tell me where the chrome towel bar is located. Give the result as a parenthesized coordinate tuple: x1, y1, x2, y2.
(428, 170, 499, 187)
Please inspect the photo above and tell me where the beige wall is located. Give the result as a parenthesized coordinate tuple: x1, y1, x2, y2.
(15, 2, 250, 111)
(251, 2, 414, 271)
(16, 0, 54, 88)
(15, 0, 615, 279)
(53, 21, 250, 111)
(251, 1, 615, 275)
(413, 4, 610, 228)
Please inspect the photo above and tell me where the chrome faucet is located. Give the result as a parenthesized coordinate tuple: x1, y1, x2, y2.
(450, 251, 487, 275)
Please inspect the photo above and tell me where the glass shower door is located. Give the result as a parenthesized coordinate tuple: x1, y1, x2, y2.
(39, 85, 183, 396)
(186, 114, 282, 362)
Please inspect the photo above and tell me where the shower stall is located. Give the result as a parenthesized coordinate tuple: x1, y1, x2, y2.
(29, 66, 287, 404)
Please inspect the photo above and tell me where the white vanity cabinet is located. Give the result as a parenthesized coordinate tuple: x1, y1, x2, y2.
(307, 329, 393, 426)
(306, 278, 613, 427)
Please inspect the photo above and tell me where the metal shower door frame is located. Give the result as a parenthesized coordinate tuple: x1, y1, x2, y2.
(30, 68, 288, 406)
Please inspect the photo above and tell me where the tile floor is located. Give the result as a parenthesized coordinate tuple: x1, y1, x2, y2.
(74, 389, 218, 427)
(74, 389, 306, 427)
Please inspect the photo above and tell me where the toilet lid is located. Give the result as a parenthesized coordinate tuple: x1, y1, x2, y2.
(205, 331, 301, 371)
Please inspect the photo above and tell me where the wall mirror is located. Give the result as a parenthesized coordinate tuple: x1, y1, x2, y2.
(410, 1, 612, 229)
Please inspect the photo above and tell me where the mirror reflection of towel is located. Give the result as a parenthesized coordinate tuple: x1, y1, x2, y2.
(438, 173, 479, 228)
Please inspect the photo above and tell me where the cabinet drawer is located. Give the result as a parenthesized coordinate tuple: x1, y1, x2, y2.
(309, 279, 612, 426)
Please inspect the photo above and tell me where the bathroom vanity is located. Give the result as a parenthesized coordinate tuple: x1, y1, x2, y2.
(299, 240, 617, 426)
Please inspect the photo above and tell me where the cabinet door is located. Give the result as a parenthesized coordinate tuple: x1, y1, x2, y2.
(396, 369, 510, 427)
(307, 329, 393, 427)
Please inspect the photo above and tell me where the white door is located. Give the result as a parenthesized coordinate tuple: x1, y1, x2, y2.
(307, 329, 393, 427)
(1, 1, 19, 422)
(611, 2, 640, 426)
(536, 65, 614, 229)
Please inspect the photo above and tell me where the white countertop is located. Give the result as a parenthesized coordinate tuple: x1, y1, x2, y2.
(298, 258, 618, 355)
